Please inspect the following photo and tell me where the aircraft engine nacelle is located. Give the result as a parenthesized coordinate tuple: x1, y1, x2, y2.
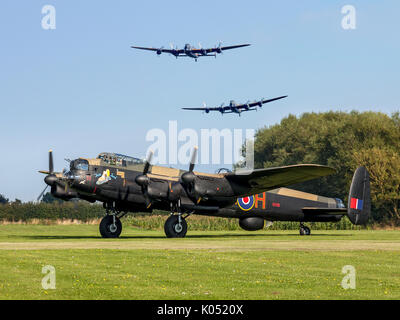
(51, 184, 77, 201)
(156, 49, 162, 55)
(147, 181, 169, 200)
(146, 180, 188, 202)
(239, 217, 265, 231)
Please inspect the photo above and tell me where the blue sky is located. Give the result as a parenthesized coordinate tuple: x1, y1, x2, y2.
(0, 1, 399, 201)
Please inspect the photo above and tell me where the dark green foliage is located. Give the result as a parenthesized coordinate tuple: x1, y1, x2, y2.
(0, 202, 168, 223)
(0, 194, 9, 204)
(0, 202, 104, 222)
(42, 192, 63, 204)
(253, 111, 400, 223)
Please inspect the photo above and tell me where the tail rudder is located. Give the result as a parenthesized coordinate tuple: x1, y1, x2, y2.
(347, 166, 371, 225)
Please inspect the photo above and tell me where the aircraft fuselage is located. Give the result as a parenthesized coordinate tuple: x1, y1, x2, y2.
(60, 159, 343, 224)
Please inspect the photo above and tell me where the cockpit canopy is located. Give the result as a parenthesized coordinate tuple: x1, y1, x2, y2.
(70, 159, 89, 171)
(97, 152, 144, 167)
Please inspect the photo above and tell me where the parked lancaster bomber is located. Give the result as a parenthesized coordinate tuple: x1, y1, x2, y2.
(182, 96, 288, 116)
(38, 148, 370, 238)
(131, 43, 250, 61)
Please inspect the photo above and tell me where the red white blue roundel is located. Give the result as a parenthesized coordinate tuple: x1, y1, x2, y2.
(237, 196, 255, 211)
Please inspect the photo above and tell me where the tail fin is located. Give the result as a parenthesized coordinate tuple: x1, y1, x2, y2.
(347, 166, 371, 225)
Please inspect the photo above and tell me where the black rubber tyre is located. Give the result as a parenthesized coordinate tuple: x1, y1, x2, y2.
(164, 215, 188, 238)
(99, 215, 122, 238)
(300, 226, 311, 236)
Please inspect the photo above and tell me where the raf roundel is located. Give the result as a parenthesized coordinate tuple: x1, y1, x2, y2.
(237, 196, 255, 211)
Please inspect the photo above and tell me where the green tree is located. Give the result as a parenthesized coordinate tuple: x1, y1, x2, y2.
(0, 194, 9, 204)
(353, 147, 400, 222)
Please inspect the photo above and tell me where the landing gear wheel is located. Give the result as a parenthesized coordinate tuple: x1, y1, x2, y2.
(164, 215, 188, 238)
(299, 225, 311, 236)
(100, 215, 122, 238)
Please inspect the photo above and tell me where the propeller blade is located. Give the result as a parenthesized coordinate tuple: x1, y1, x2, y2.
(143, 150, 153, 175)
(189, 146, 198, 172)
(49, 149, 54, 174)
(37, 185, 49, 201)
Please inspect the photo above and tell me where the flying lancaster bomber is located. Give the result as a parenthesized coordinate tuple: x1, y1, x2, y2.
(130, 43, 250, 61)
(38, 149, 370, 238)
(182, 95, 288, 116)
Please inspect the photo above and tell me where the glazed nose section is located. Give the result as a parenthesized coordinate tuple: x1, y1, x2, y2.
(66, 171, 84, 186)
(44, 174, 57, 186)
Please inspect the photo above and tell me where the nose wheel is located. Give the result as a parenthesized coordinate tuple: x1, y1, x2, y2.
(299, 223, 311, 236)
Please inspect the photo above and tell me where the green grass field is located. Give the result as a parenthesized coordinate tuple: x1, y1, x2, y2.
(0, 224, 399, 299)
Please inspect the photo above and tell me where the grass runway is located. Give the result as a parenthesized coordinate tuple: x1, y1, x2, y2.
(0, 224, 399, 299)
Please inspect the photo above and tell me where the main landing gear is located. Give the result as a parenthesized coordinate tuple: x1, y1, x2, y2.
(99, 203, 126, 238)
(299, 223, 311, 236)
(164, 200, 189, 238)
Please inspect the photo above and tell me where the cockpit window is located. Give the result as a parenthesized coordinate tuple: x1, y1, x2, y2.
(97, 152, 144, 167)
(71, 159, 89, 171)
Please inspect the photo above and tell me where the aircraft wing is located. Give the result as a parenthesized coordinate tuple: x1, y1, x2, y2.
(181, 107, 238, 113)
(244, 96, 287, 108)
(182, 107, 223, 112)
(236, 96, 288, 110)
(131, 46, 183, 54)
(208, 44, 251, 52)
(225, 164, 335, 196)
